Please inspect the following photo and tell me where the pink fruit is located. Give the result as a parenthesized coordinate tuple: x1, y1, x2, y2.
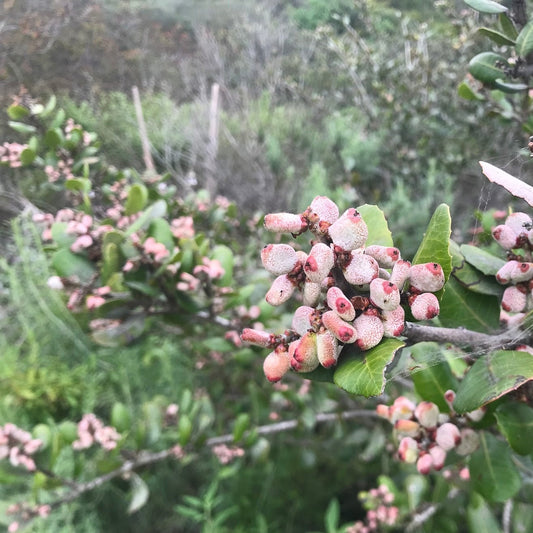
(292, 306, 315, 336)
(265, 275, 295, 306)
(435, 422, 461, 451)
(261, 244, 298, 275)
(304, 243, 334, 283)
(364, 245, 401, 268)
(264, 212, 307, 234)
(292, 332, 318, 363)
(398, 437, 419, 463)
(302, 281, 322, 306)
(241, 328, 276, 348)
(354, 314, 384, 350)
(343, 253, 379, 286)
(263, 347, 291, 382)
(389, 260, 411, 288)
(369, 278, 401, 311)
(505, 212, 531, 236)
(492, 224, 518, 249)
(326, 286, 355, 321)
(501, 285, 527, 313)
(381, 306, 405, 337)
(414, 402, 439, 429)
(309, 196, 339, 227)
(416, 453, 434, 475)
(409, 293, 440, 320)
(328, 208, 368, 251)
(321, 310, 358, 343)
(316, 330, 339, 368)
(409, 263, 445, 293)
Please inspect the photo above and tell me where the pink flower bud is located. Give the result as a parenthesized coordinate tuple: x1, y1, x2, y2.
(304, 243, 334, 283)
(398, 436, 419, 463)
(455, 428, 480, 455)
(264, 212, 307, 234)
(376, 404, 390, 419)
(364, 245, 401, 268)
(354, 314, 384, 350)
(389, 259, 412, 288)
(291, 306, 315, 336)
(265, 275, 295, 306)
(309, 196, 339, 227)
(429, 445, 446, 470)
(316, 330, 339, 368)
(263, 348, 291, 383)
(321, 310, 358, 343)
(261, 244, 298, 275)
(289, 339, 319, 373)
(409, 263, 445, 293)
(369, 278, 401, 311)
(492, 224, 518, 249)
(505, 212, 531, 236)
(326, 286, 355, 321)
(328, 208, 368, 250)
(394, 419, 420, 437)
(241, 328, 276, 348)
(444, 389, 456, 406)
(416, 453, 434, 474)
(70, 234, 93, 253)
(343, 253, 379, 286)
(435, 422, 461, 451)
(390, 396, 416, 422)
(292, 332, 317, 363)
(501, 285, 527, 312)
(302, 281, 322, 306)
(381, 306, 405, 337)
(459, 467, 470, 480)
(409, 292, 440, 320)
(414, 402, 439, 429)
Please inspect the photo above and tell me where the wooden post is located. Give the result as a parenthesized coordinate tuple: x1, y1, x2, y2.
(131, 86, 155, 174)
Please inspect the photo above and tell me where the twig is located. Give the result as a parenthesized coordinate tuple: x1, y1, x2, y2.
(131, 86, 155, 174)
(405, 488, 459, 532)
(503, 499, 513, 533)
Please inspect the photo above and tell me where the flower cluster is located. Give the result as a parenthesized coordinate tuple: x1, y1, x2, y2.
(346, 484, 399, 533)
(212, 444, 245, 464)
(242, 196, 445, 382)
(377, 394, 482, 475)
(72, 414, 121, 451)
(7, 502, 51, 533)
(0, 142, 27, 168)
(0, 423, 42, 472)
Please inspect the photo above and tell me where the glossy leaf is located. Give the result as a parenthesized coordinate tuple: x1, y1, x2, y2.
(464, 0, 507, 13)
(480, 161, 533, 206)
(469, 432, 521, 502)
(211, 244, 234, 286)
(125, 183, 149, 215)
(495, 402, 533, 455)
(334, 338, 405, 397)
(458, 81, 484, 101)
(19, 147, 36, 166)
(460, 244, 506, 276)
(7, 104, 30, 120)
(467, 493, 503, 533)
(148, 219, 174, 252)
(44, 128, 64, 149)
(51, 248, 96, 283)
(50, 222, 76, 248)
(499, 13, 517, 40)
(468, 52, 508, 86)
(478, 27, 515, 45)
(65, 178, 91, 194)
(494, 79, 528, 93)
(516, 20, 533, 57)
(454, 350, 533, 413)
(8, 121, 37, 134)
(102, 242, 121, 283)
(127, 473, 150, 514)
(358, 204, 393, 246)
(125, 200, 167, 236)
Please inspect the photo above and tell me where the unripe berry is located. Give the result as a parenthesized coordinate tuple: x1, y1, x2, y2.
(455, 428, 480, 456)
(376, 404, 390, 419)
(289, 339, 319, 373)
(389, 260, 411, 288)
(416, 453, 434, 475)
(414, 402, 439, 429)
(261, 244, 298, 275)
(505, 212, 531, 236)
(364, 245, 400, 268)
(398, 436, 419, 463)
(390, 396, 415, 422)
(304, 243, 334, 283)
(264, 212, 307, 234)
(369, 278, 401, 311)
(292, 332, 317, 363)
(394, 419, 420, 437)
(501, 285, 527, 313)
(316, 330, 339, 368)
(263, 348, 290, 382)
(241, 328, 276, 348)
(428, 446, 446, 471)
(292, 306, 314, 336)
(265, 275, 295, 306)
(410, 292, 440, 320)
(492, 224, 518, 249)
(409, 263, 445, 293)
(302, 281, 322, 306)
(326, 286, 355, 321)
(435, 422, 461, 451)
(328, 208, 368, 250)
(343, 253, 379, 286)
(354, 314, 384, 350)
(381, 306, 405, 337)
(309, 196, 339, 227)
(321, 310, 358, 343)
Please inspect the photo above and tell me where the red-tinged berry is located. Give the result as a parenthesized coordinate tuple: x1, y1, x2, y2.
(398, 436, 419, 463)
(435, 422, 461, 451)
(428, 446, 446, 471)
(409, 263, 445, 293)
(381, 306, 405, 337)
(496, 260, 517, 284)
(343, 252, 380, 286)
(328, 208, 368, 251)
(292, 306, 314, 336)
(292, 331, 317, 363)
(326, 286, 356, 321)
(263, 348, 290, 382)
(261, 244, 298, 275)
(414, 402, 439, 429)
(304, 243, 334, 283)
(354, 314, 384, 350)
(501, 285, 527, 312)
(241, 328, 276, 348)
(409, 292, 440, 320)
(321, 310, 358, 343)
(389, 259, 411, 288)
(376, 404, 390, 419)
(264, 212, 307, 234)
(364, 245, 401, 268)
(505, 212, 531, 236)
(509, 262, 533, 283)
(492, 224, 518, 249)
(265, 275, 295, 306)
(416, 453, 434, 475)
(316, 330, 339, 368)
(517, 344, 533, 355)
(394, 419, 420, 437)
(389, 396, 415, 422)
(289, 338, 319, 373)
(302, 280, 322, 306)
(308, 196, 339, 228)
(369, 278, 400, 311)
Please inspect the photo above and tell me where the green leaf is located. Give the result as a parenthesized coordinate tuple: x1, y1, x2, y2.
(111, 402, 132, 433)
(458, 81, 485, 101)
(232, 413, 250, 443)
(358, 204, 393, 246)
(499, 14, 517, 40)
(41, 95, 57, 117)
(51, 248, 96, 283)
(148, 219, 175, 252)
(468, 52, 508, 86)
(91, 316, 146, 347)
(334, 339, 405, 397)
(478, 27, 515, 45)
(512, 503, 533, 533)
(127, 473, 150, 514)
(50, 221, 76, 248)
(454, 350, 533, 413)
(125, 184, 149, 215)
(410, 343, 458, 412)
(44, 128, 64, 149)
(211, 244, 234, 286)
(469, 432, 521, 502)
(8, 121, 37, 134)
(494, 79, 528, 93)
(495, 402, 533, 455)
(464, 0, 507, 14)
(65, 178, 91, 194)
(50, 108, 66, 129)
(467, 492, 503, 533)
(516, 20, 533, 57)
(460, 244, 506, 276)
(405, 475, 429, 512)
(7, 104, 30, 120)
(102, 242, 121, 283)
(19, 147, 36, 166)
(125, 200, 167, 236)
(324, 499, 340, 533)
(178, 414, 193, 446)
(439, 276, 500, 332)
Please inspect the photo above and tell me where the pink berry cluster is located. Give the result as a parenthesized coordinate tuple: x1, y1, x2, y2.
(346, 484, 399, 533)
(0, 142, 27, 168)
(72, 413, 121, 451)
(492, 212, 533, 319)
(0, 423, 42, 472)
(377, 394, 482, 475)
(241, 196, 445, 382)
(7, 502, 51, 533)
